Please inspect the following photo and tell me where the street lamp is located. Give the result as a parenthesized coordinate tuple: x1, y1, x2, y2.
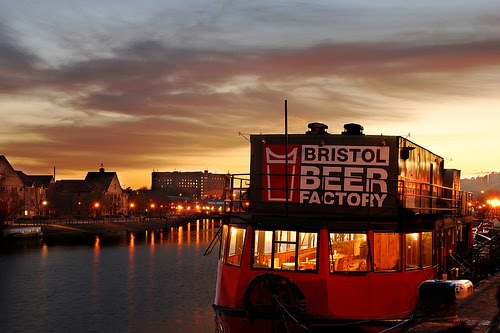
(129, 202, 135, 218)
(42, 200, 48, 216)
(94, 202, 100, 218)
(150, 203, 155, 217)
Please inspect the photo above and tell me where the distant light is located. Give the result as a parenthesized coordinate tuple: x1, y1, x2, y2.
(487, 198, 500, 208)
(94, 203, 100, 208)
(130, 203, 135, 208)
(42, 200, 48, 206)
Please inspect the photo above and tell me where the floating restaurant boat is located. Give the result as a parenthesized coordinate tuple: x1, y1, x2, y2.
(212, 120, 474, 332)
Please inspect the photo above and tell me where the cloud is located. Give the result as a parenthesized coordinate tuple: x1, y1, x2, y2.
(4, 36, 500, 132)
(2, 2, 500, 187)
(0, 23, 42, 92)
(7, 37, 494, 117)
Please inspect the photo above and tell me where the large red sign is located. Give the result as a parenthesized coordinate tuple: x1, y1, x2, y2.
(262, 144, 390, 207)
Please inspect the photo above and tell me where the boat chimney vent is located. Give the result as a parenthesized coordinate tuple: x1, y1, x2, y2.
(306, 122, 329, 135)
(342, 123, 364, 135)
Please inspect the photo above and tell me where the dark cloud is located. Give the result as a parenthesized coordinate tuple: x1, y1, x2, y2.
(45, 38, 500, 98)
(0, 23, 42, 92)
(0, 37, 483, 131)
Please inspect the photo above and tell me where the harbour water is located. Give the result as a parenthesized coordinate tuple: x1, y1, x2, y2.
(0, 219, 220, 333)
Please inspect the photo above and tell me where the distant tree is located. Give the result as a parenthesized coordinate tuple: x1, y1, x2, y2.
(0, 190, 23, 221)
(23, 187, 48, 216)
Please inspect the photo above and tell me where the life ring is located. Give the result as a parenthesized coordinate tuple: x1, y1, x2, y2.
(243, 273, 307, 315)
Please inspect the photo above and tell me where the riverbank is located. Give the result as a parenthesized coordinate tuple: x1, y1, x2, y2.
(1, 214, 224, 240)
(40, 219, 169, 237)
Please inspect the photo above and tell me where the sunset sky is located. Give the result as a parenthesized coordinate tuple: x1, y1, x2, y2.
(1, 0, 499, 189)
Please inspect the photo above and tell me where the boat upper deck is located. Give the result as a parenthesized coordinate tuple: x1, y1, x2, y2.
(224, 123, 472, 227)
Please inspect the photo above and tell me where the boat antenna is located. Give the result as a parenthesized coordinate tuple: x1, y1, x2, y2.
(285, 100, 289, 217)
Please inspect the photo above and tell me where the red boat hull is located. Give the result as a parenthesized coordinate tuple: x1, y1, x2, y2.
(213, 305, 410, 333)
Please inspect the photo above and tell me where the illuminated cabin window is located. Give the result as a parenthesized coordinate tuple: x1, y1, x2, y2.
(252, 230, 318, 271)
(373, 233, 401, 272)
(405, 233, 420, 270)
(220, 225, 246, 267)
(421, 232, 433, 268)
(329, 233, 369, 272)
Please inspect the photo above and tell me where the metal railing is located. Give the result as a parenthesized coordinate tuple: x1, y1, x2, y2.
(223, 173, 472, 217)
(398, 178, 473, 217)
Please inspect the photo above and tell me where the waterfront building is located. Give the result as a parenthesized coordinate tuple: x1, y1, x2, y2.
(48, 165, 128, 218)
(151, 170, 228, 200)
(48, 180, 92, 218)
(0, 155, 53, 221)
(85, 165, 128, 216)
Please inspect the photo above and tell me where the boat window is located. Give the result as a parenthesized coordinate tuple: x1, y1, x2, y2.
(219, 225, 229, 261)
(224, 226, 246, 267)
(421, 231, 433, 268)
(297, 232, 318, 270)
(275, 231, 297, 270)
(329, 233, 369, 272)
(405, 233, 420, 270)
(253, 230, 274, 268)
(252, 230, 318, 271)
(373, 233, 401, 272)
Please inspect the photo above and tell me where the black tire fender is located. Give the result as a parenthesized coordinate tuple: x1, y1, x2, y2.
(243, 273, 307, 315)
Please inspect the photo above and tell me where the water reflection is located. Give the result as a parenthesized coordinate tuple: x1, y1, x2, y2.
(0, 218, 221, 333)
(1, 219, 221, 250)
(94, 235, 100, 249)
(130, 232, 135, 247)
(128, 232, 136, 326)
(178, 226, 184, 245)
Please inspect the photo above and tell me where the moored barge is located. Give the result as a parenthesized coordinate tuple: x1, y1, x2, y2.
(213, 122, 473, 332)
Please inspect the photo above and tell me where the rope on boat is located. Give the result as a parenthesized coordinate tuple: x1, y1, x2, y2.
(272, 292, 417, 333)
(377, 317, 413, 333)
(272, 294, 309, 331)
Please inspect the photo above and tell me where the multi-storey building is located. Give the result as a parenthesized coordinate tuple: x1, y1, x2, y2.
(0, 155, 53, 221)
(152, 170, 228, 200)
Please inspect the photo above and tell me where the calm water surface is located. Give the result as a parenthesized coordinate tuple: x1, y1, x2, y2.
(0, 220, 220, 333)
